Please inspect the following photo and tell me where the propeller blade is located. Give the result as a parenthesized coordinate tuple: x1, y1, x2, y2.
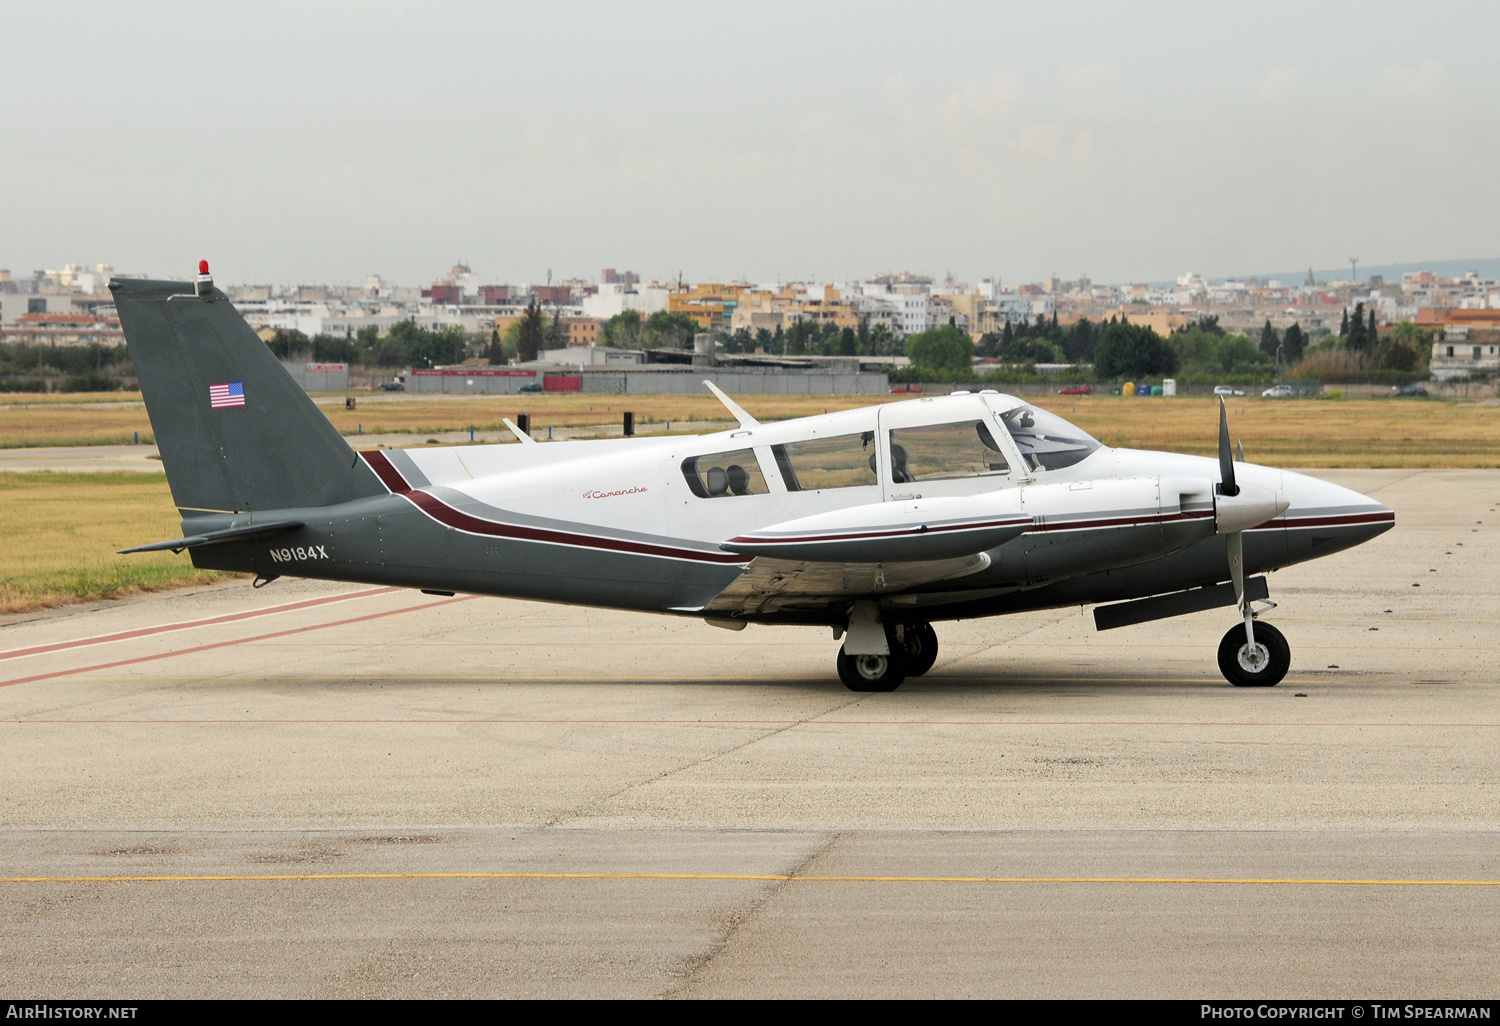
(1236, 438, 1245, 463)
(1217, 397, 1238, 496)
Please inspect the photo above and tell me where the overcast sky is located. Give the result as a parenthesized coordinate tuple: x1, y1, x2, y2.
(3, 1, 1497, 286)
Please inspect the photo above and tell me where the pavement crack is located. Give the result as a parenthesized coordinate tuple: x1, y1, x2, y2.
(659, 831, 841, 999)
(540, 697, 865, 829)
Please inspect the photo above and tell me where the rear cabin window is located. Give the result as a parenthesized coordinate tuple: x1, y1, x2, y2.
(772, 433, 878, 491)
(888, 420, 1009, 483)
(681, 449, 768, 498)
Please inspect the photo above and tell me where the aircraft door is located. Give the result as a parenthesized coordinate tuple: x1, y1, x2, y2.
(876, 397, 1022, 502)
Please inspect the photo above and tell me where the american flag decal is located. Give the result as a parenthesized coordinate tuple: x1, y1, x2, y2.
(209, 382, 245, 408)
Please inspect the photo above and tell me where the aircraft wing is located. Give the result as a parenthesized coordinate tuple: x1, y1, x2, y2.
(702, 552, 991, 617)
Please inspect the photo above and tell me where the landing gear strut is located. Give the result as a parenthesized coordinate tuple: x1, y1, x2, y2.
(836, 621, 938, 692)
(1217, 620, 1289, 687)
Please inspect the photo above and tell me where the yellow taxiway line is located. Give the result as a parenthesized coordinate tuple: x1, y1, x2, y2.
(3, 872, 1497, 887)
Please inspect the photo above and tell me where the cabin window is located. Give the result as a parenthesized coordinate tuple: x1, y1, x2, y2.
(888, 421, 1009, 483)
(999, 405, 1102, 472)
(681, 449, 769, 498)
(771, 432, 878, 491)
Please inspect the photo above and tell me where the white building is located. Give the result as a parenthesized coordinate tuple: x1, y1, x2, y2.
(581, 282, 669, 320)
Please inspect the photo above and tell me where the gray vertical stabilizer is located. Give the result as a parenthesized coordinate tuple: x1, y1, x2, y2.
(111, 276, 379, 512)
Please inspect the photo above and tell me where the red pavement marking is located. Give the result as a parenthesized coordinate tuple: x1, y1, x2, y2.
(0, 587, 401, 662)
(0, 595, 475, 689)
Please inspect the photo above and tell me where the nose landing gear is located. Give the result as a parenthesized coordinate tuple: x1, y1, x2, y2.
(1217, 620, 1289, 687)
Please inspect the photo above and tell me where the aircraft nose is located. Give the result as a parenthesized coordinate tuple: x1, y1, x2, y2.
(1279, 470, 1395, 558)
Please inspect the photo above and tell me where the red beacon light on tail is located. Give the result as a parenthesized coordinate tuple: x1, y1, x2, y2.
(194, 259, 214, 300)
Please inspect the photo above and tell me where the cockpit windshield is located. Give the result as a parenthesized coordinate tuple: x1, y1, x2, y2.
(998, 405, 1102, 471)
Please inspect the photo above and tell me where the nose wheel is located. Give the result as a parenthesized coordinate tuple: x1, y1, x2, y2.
(1217, 620, 1289, 687)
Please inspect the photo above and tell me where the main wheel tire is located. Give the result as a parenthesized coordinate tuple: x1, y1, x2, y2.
(896, 622, 939, 677)
(836, 646, 906, 692)
(1217, 620, 1290, 687)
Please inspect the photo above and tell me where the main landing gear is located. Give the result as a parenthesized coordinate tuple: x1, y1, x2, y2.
(836, 621, 938, 693)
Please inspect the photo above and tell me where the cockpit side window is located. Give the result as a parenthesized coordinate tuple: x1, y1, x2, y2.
(887, 420, 1010, 483)
(999, 405, 1102, 471)
(681, 448, 769, 498)
(771, 432, 878, 492)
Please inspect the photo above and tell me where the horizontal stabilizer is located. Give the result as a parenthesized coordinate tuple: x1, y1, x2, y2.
(119, 520, 304, 555)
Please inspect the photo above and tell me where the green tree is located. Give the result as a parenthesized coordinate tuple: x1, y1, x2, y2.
(754, 327, 773, 352)
(1282, 323, 1306, 365)
(839, 326, 857, 356)
(385, 320, 467, 368)
(998, 335, 1061, 363)
(866, 323, 898, 356)
(486, 328, 505, 365)
(856, 317, 870, 355)
(1346, 302, 1368, 353)
(1259, 319, 1278, 357)
(516, 301, 544, 364)
(547, 312, 567, 349)
(905, 323, 975, 374)
(1059, 317, 1095, 362)
(1339, 308, 1350, 337)
(640, 310, 700, 349)
(601, 309, 643, 348)
(264, 328, 310, 359)
(1094, 320, 1178, 379)
(309, 333, 357, 363)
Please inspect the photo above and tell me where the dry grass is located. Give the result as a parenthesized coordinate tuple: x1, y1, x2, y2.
(0, 472, 235, 614)
(1032, 395, 1500, 467)
(4, 390, 1500, 466)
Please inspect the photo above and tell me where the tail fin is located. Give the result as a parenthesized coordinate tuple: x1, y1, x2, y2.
(111, 275, 378, 513)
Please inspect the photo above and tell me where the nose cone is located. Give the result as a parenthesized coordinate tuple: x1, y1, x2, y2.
(1279, 469, 1394, 562)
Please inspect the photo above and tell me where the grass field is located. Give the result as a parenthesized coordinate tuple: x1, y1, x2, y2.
(0, 472, 233, 614)
(5, 390, 1500, 467)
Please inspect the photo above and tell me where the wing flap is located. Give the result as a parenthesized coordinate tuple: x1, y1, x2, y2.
(703, 552, 991, 617)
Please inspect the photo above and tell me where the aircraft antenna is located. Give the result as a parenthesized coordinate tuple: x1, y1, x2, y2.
(503, 418, 537, 444)
(702, 381, 759, 430)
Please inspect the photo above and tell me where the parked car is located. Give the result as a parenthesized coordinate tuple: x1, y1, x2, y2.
(380, 379, 405, 392)
(889, 384, 923, 394)
(1392, 383, 1429, 397)
(1213, 385, 1246, 397)
(1262, 384, 1295, 398)
(519, 383, 543, 393)
(1057, 384, 1092, 396)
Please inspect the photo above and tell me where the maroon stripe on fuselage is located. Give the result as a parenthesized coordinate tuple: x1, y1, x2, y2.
(1029, 509, 1216, 533)
(357, 451, 742, 564)
(359, 449, 411, 493)
(1275, 510, 1394, 529)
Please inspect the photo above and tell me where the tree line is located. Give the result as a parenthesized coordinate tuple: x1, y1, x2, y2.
(0, 342, 135, 392)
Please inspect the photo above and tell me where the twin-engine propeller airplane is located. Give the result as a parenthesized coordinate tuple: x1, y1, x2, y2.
(113, 265, 1394, 691)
